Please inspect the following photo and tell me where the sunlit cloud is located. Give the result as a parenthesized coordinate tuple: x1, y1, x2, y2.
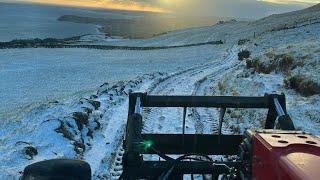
(258, 0, 320, 4)
(101, 0, 167, 12)
(6, 0, 318, 17)
(11, 0, 167, 12)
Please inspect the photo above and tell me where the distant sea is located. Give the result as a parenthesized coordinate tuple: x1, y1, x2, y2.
(0, 2, 104, 42)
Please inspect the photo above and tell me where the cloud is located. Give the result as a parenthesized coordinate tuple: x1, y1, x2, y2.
(258, 0, 320, 5)
(10, 0, 167, 12)
(102, 0, 313, 17)
(9, 0, 317, 17)
(172, 0, 314, 17)
(100, 0, 167, 12)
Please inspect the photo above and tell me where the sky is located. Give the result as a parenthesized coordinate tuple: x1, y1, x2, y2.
(3, 0, 319, 18)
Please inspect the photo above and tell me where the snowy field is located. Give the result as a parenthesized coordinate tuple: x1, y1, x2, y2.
(0, 45, 225, 122)
(0, 3, 319, 180)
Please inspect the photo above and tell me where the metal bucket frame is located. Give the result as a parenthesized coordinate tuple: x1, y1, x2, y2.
(121, 93, 295, 179)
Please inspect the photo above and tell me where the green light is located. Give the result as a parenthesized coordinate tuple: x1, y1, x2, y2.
(143, 140, 153, 148)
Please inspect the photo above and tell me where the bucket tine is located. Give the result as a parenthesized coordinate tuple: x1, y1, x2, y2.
(182, 107, 187, 134)
(218, 108, 226, 143)
(182, 107, 187, 151)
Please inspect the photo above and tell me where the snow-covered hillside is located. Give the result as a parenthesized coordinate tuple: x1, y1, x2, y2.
(77, 4, 320, 47)
(0, 3, 319, 180)
(0, 45, 225, 122)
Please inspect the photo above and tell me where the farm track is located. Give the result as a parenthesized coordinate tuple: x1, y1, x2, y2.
(191, 69, 236, 135)
(190, 47, 237, 135)
(95, 45, 240, 179)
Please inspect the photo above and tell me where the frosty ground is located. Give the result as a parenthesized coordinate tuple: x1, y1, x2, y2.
(0, 4, 319, 180)
(0, 45, 223, 122)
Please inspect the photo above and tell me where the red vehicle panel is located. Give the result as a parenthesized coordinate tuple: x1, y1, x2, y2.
(252, 133, 320, 180)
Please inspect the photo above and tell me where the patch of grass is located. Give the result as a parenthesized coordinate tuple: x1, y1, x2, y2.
(230, 112, 238, 119)
(231, 90, 240, 96)
(218, 81, 225, 93)
(274, 54, 295, 75)
(246, 53, 295, 75)
(238, 50, 251, 61)
(265, 51, 275, 59)
(238, 39, 250, 45)
(300, 54, 312, 60)
(284, 75, 320, 96)
(314, 48, 320, 53)
(232, 125, 241, 134)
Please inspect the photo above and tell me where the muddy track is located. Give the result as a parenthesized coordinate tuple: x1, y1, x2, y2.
(101, 45, 240, 179)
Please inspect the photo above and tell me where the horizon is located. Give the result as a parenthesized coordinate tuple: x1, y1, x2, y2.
(1, 0, 318, 18)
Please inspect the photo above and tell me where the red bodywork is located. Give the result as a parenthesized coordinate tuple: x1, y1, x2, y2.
(252, 132, 320, 180)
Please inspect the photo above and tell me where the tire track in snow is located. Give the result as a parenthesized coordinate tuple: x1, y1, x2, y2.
(143, 45, 240, 135)
(143, 61, 227, 134)
(191, 68, 237, 135)
(190, 46, 238, 135)
(86, 81, 153, 180)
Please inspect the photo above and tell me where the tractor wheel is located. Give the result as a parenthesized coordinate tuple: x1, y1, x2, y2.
(22, 159, 91, 180)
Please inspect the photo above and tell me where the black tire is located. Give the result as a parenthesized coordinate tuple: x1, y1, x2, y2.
(22, 159, 91, 180)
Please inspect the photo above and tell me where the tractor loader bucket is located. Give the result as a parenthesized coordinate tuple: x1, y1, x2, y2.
(121, 93, 295, 179)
